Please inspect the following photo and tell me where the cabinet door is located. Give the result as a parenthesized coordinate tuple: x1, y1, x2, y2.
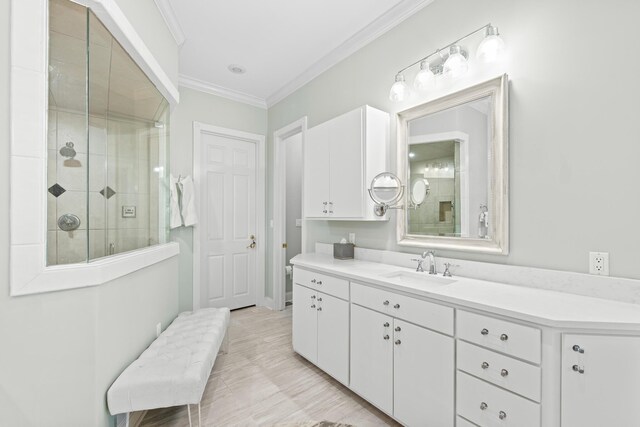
(317, 292, 349, 385)
(562, 334, 640, 427)
(394, 319, 454, 427)
(304, 121, 330, 217)
(292, 284, 318, 363)
(350, 303, 393, 414)
(328, 108, 364, 218)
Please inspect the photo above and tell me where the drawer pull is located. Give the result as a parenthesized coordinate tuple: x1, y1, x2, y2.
(481, 328, 489, 336)
(480, 402, 488, 410)
(310, 295, 316, 299)
(383, 322, 390, 327)
(499, 411, 507, 420)
(317, 297, 323, 302)
(383, 300, 390, 306)
(394, 304, 401, 309)
(383, 334, 390, 340)
(481, 361, 490, 369)
(317, 307, 322, 311)
(395, 339, 401, 345)
(395, 326, 401, 332)
(572, 344, 585, 354)
(317, 281, 323, 285)
(311, 279, 316, 283)
(572, 364, 585, 374)
(311, 304, 316, 309)
(501, 369, 509, 377)
(500, 333, 509, 341)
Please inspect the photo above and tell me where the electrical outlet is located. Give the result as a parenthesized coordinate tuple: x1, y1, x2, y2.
(348, 233, 356, 245)
(589, 252, 609, 276)
(156, 322, 162, 337)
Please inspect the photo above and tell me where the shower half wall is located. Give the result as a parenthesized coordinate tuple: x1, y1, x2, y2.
(47, 0, 170, 266)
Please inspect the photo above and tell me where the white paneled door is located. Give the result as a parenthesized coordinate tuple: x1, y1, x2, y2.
(199, 132, 258, 310)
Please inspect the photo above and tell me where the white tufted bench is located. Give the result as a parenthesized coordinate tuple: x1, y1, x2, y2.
(107, 307, 230, 427)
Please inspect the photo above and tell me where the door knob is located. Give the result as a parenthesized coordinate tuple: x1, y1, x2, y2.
(247, 234, 256, 249)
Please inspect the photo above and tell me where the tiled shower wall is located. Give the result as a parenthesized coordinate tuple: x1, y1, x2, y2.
(47, 109, 159, 265)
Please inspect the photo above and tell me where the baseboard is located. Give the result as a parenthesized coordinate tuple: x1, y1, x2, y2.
(260, 296, 274, 310)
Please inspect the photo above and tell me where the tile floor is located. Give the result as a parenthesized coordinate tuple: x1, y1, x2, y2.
(140, 306, 399, 427)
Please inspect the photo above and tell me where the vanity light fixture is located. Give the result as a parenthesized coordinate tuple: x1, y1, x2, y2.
(389, 23, 504, 102)
(389, 73, 410, 102)
(409, 152, 415, 158)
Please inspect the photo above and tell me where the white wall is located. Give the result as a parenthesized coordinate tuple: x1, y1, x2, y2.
(0, 0, 181, 425)
(267, 0, 640, 299)
(285, 133, 303, 295)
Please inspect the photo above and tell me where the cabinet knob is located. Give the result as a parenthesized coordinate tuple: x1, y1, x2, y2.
(383, 322, 390, 327)
(500, 333, 509, 341)
(572, 344, 585, 354)
(383, 300, 390, 306)
(395, 339, 401, 345)
(383, 334, 390, 340)
(323, 202, 328, 205)
(394, 304, 400, 309)
(395, 326, 401, 332)
(317, 281, 322, 285)
(311, 279, 316, 284)
(480, 402, 488, 410)
(317, 307, 322, 311)
(499, 411, 507, 420)
(501, 369, 509, 377)
(311, 295, 316, 299)
(572, 364, 585, 374)
(311, 304, 316, 309)
(317, 297, 323, 302)
(481, 361, 490, 370)
(481, 328, 489, 336)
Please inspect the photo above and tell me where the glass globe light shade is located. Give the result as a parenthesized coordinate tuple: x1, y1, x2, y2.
(443, 45, 468, 79)
(477, 26, 505, 63)
(389, 73, 410, 102)
(413, 61, 435, 92)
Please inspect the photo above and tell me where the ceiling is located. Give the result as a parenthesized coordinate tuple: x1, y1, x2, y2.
(156, 0, 434, 107)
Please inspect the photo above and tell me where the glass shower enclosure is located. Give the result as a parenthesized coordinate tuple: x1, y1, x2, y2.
(47, 0, 170, 265)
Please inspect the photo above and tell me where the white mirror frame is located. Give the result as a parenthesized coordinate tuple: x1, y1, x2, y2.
(9, 0, 180, 296)
(396, 74, 509, 255)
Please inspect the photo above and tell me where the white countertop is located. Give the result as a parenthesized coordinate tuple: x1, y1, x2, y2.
(291, 253, 640, 331)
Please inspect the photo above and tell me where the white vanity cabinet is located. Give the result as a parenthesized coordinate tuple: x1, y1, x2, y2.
(304, 105, 389, 220)
(561, 334, 640, 426)
(350, 282, 455, 426)
(292, 269, 350, 385)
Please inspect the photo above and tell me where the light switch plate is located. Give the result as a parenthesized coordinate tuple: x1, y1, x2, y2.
(122, 206, 136, 218)
(589, 252, 609, 276)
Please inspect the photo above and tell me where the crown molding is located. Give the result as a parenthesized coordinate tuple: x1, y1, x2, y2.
(153, 0, 186, 46)
(265, 0, 435, 107)
(179, 75, 267, 109)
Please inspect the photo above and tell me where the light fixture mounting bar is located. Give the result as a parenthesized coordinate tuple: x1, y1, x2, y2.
(396, 23, 492, 75)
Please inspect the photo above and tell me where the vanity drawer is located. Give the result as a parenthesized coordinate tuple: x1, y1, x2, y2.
(350, 282, 453, 335)
(293, 267, 349, 300)
(457, 341, 541, 402)
(457, 311, 541, 364)
(457, 371, 540, 427)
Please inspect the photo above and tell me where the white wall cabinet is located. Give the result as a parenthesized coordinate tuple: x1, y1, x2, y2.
(304, 105, 389, 220)
(292, 283, 349, 384)
(562, 334, 640, 427)
(350, 303, 454, 425)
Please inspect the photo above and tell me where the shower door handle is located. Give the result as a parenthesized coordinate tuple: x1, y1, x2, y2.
(247, 235, 256, 249)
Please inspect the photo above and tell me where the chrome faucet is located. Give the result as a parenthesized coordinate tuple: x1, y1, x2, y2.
(411, 250, 437, 274)
(426, 250, 437, 275)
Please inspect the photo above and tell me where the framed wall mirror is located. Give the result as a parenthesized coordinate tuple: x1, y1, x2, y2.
(397, 74, 509, 254)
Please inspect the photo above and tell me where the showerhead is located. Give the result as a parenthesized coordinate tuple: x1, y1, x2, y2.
(59, 141, 76, 158)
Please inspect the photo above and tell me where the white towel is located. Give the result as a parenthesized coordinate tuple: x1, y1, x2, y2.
(179, 175, 198, 227)
(169, 174, 182, 229)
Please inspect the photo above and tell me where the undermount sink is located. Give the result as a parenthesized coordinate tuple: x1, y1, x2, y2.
(380, 270, 457, 287)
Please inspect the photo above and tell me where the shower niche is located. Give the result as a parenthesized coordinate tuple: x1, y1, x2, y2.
(47, 0, 170, 265)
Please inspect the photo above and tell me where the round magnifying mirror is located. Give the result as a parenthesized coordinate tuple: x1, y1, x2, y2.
(369, 172, 404, 205)
(410, 178, 429, 206)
